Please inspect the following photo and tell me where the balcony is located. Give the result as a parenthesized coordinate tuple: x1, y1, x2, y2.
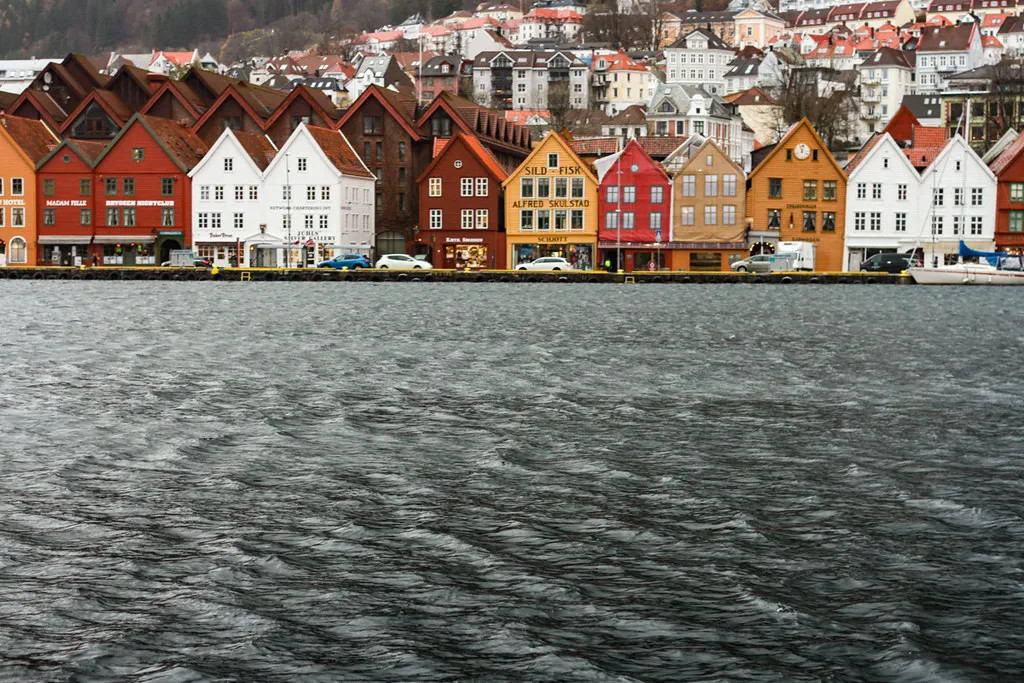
(862, 91, 881, 103)
(863, 110, 880, 120)
(861, 75, 882, 86)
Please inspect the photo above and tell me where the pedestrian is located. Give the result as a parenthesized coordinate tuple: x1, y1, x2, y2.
(604, 259, 612, 272)
(91, 254, 98, 267)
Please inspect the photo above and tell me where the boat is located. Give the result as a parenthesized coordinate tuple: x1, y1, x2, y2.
(908, 242, 1024, 285)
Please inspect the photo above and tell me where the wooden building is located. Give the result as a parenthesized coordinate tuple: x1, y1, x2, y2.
(0, 115, 59, 266)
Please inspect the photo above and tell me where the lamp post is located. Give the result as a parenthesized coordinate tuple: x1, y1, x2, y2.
(616, 146, 622, 272)
(285, 153, 292, 269)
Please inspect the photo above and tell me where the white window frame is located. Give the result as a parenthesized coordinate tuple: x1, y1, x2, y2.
(461, 209, 474, 229)
(461, 178, 474, 197)
(430, 208, 442, 229)
(429, 177, 442, 197)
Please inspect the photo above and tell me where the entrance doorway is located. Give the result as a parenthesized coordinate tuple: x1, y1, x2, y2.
(160, 239, 181, 263)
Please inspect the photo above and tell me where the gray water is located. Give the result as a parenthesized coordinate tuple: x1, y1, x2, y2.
(1, 282, 1023, 682)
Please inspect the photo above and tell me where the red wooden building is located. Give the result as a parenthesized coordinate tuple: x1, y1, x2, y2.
(415, 131, 508, 269)
(90, 113, 208, 265)
(36, 139, 107, 265)
(596, 139, 672, 271)
(989, 133, 1024, 253)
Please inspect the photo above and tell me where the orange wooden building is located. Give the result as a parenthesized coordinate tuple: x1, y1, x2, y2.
(746, 118, 847, 272)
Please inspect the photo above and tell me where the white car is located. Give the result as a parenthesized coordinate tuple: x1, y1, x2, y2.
(375, 254, 433, 269)
(516, 257, 574, 271)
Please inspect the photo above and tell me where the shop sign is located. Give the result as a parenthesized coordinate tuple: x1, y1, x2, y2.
(268, 204, 331, 212)
(45, 200, 88, 207)
(1, 199, 25, 206)
(446, 237, 485, 243)
(537, 235, 569, 243)
(208, 232, 235, 239)
(106, 200, 175, 207)
(785, 203, 817, 209)
(511, 199, 590, 208)
(523, 164, 583, 176)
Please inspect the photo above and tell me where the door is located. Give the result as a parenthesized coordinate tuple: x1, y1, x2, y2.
(848, 251, 863, 272)
(123, 246, 138, 267)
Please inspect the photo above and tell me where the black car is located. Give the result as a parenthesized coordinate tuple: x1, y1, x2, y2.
(860, 252, 919, 274)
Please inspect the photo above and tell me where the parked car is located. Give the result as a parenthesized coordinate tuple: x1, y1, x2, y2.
(318, 254, 371, 270)
(161, 257, 212, 267)
(860, 252, 920, 274)
(730, 253, 795, 273)
(516, 257, 573, 271)
(375, 254, 433, 269)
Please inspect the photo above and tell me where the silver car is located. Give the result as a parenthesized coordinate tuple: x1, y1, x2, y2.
(731, 253, 796, 273)
(516, 257, 573, 271)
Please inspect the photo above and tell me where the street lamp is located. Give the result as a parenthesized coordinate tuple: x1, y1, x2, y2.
(285, 153, 292, 268)
(616, 146, 622, 273)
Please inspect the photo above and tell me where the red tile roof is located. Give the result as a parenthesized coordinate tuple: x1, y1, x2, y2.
(724, 86, 777, 106)
(0, 114, 58, 164)
(66, 139, 107, 164)
(845, 133, 883, 174)
(882, 105, 921, 143)
(569, 137, 620, 156)
(140, 114, 209, 170)
(433, 137, 450, 157)
(903, 125, 948, 168)
(232, 130, 277, 171)
(305, 124, 374, 178)
(990, 131, 1024, 176)
(636, 136, 689, 159)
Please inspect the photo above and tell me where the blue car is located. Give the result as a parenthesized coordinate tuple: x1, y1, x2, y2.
(317, 254, 372, 270)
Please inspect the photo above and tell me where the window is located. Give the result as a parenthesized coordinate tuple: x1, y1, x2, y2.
(622, 212, 635, 229)
(43, 179, 55, 196)
(723, 175, 736, 197)
(803, 211, 816, 232)
(767, 209, 781, 229)
(822, 212, 835, 232)
(429, 178, 443, 197)
(898, 184, 907, 201)
(304, 215, 314, 233)
(476, 209, 488, 229)
(10, 207, 23, 227)
(282, 185, 291, 201)
(820, 180, 836, 201)
(623, 185, 636, 203)
(681, 206, 694, 225)
(682, 175, 696, 197)
(198, 213, 209, 230)
(571, 210, 584, 231)
(856, 183, 866, 199)
(606, 185, 619, 203)
(872, 183, 881, 200)
(106, 207, 119, 226)
(80, 178, 91, 197)
(536, 210, 551, 231)
(105, 178, 117, 196)
(953, 215, 964, 235)
(972, 188, 983, 206)
(398, 168, 406, 186)
(80, 209, 91, 226)
(813, 150, 819, 161)
(933, 188, 944, 206)
(215, 186, 224, 201)
(460, 178, 474, 197)
(224, 158, 234, 172)
(249, 186, 258, 201)
(723, 205, 736, 225)
(521, 178, 534, 198)
(554, 210, 568, 231)
(606, 211, 618, 230)
(363, 115, 383, 135)
(704, 206, 717, 225)
(461, 209, 474, 229)
(931, 215, 943, 235)
(537, 177, 550, 198)
(649, 186, 664, 204)
(883, 157, 889, 169)
(854, 212, 866, 231)
(1010, 210, 1024, 232)
(319, 215, 327, 233)
(8, 237, 26, 264)
(705, 175, 718, 197)
(954, 187, 964, 206)
(11, 178, 23, 196)
(803, 180, 817, 201)
(521, 210, 535, 230)
(429, 208, 442, 229)
(1011, 183, 1024, 203)
(571, 178, 583, 198)
(132, 147, 145, 162)
(307, 186, 316, 201)
(555, 178, 568, 199)
(43, 208, 55, 225)
(971, 216, 983, 235)
(895, 212, 907, 232)
(768, 178, 782, 198)
(398, 192, 406, 211)
(376, 143, 383, 160)
(398, 142, 406, 162)
(650, 212, 662, 231)
(161, 178, 173, 196)
(547, 153, 559, 168)
(869, 212, 881, 231)
(476, 178, 488, 196)
(363, 142, 371, 161)
(120, 207, 136, 227)
(297, 158, 307, 172)
(162, 207, 174, 226)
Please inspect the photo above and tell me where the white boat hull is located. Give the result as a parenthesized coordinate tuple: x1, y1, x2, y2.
(908, 265, 1024, 285)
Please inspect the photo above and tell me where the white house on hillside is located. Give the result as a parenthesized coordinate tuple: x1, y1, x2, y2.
(664, 28, 735, 96)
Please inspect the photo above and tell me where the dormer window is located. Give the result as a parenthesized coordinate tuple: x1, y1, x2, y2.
(441, 64, 450, 73)
(547, 152, 559, 168)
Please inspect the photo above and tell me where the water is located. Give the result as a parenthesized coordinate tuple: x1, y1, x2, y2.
(1, 281, 1023, 682)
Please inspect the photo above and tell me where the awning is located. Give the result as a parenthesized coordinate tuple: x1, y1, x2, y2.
(243, 231, 284, 245)
(92, 235, 155, 244)
(919, 240, 996, 252)
(37, 235, 92, 245)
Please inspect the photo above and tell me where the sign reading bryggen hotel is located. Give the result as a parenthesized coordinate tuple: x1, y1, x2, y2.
(503, 132, 599, 270)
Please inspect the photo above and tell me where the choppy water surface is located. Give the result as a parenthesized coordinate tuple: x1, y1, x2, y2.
(1, 282, 1023, 682)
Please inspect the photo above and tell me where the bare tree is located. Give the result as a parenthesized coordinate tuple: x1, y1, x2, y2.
(986, 58, 1024, 143)
(546, 81, 573, 132)
(769, 67, 859, 150)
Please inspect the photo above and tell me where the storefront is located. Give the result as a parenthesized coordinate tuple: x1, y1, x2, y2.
(512, 235, 594, 270)
(93, 235, 157, 265)
(598, 241, 746, 272)
(37, 237, 92, 266)
(413, 233, 505, 269)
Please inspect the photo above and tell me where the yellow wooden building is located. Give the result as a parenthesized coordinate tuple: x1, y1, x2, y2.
(502, 131, 599, 270)
(746, 118, 847, 272)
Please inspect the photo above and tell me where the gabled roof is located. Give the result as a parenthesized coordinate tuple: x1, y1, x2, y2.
(336, 84, 423, 140)
(921, 135, 996, 183)
(139, 78, 206, 121)
(670, 27, 732, 51)
(917, 23, 976, 52)
(593, 138, 671, 183)
(416, 130, 507, 185)
(304, 124, 375, 178)
(882, 104, 921, 143)
(901, 94, 943, 122)
(416, 90, 531, 151)
(7, 89, 67, 131)
(607, 105, 647, 126)
(903, 125, 947, 167)
(232, 130, 278, 171)
(750, 117, 845, 178)
(569, 137, 620, 156)
(859, 47, 914, 69)
(846, 132, 918, 177)
(502, 131, 597, 187)
(263, 85, 339, 130)
(989, 130, 1024, 175)
(107, 63, 156, 98)
(95, 113, 208, 172)
(58, 88, 131, 134)
(723, 86, 776, 106)
(0, 91, 15, 112)
(983, 128, 1018, 165)
(36, 137, 108, 169)
(0, 114, 59, 167)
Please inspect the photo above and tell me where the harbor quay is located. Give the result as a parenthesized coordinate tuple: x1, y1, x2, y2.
(0, 267, 911, 284)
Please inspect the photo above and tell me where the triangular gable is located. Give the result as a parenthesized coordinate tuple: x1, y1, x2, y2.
(416, 130, 507, 185)
(334, 84, 423, 140)
(488, 51, 513, 65)
(845, 133, 920, 179)
(414, 91, 474, 136)
(58, 89, 128, 135)
(192, 84, 270, 134)
(0, 114, 59, 169)
(36, 137, 107, 170)
(502, 130, 598, 188)
(921, 135, 997, 184)
(188, 127, 269, 178)
(106, 63, 155, 100)
(881, 105, 920, 144)
(139, 79, 203, 121)
(92, 112, 206, 174)
(749, 117, 846, 178)
(262, 85, 337, 130)
(662, 133, 707, 168)
(7, 89, 65, 132)
(685, 139, 743, 178)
